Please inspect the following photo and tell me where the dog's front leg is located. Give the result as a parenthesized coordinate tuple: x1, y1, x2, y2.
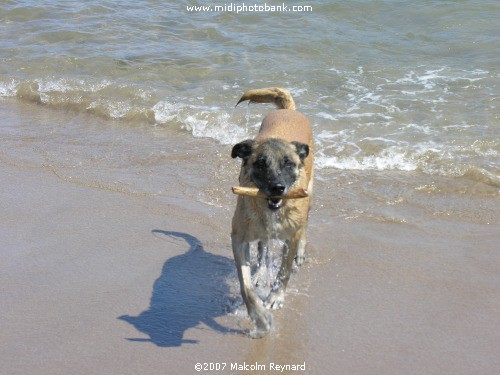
(232, 235, 272, 338)
(265, 228, 305, 310)
(294, 229, 307, 266)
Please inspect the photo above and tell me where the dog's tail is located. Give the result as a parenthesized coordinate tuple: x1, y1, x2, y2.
(236, 88, 296, 110)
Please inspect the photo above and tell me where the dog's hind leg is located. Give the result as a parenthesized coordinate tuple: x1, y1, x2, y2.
(265, 228, 305, 310)
(257, 240, 268, 268)
(232, 235, 273, 338)
(254, 240, 270, 288)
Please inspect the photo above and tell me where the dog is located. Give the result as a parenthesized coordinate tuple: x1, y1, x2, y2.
(231, 88, 314, 338)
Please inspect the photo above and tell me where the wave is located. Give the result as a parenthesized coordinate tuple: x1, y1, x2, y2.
(0, 76, 253, 145)
(152, 100, 248, 144)
(316, 141, 500, 187)
(313, 65, 499, 185)
(1, 65, 498, 186)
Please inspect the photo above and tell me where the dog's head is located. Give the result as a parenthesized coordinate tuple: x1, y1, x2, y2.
(232, 138, 309, 211)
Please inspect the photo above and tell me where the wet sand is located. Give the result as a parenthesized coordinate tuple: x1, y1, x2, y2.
(1, 100, 500, 374)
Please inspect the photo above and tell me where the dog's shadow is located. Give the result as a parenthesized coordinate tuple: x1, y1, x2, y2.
(118, 230, 238, 347)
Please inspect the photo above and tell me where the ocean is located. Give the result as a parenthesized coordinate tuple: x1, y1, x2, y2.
(1, 0, 498, 187)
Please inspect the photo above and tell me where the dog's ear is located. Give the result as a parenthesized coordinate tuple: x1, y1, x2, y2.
(292, 142, 309, 163)
(231, 139, 255, 159)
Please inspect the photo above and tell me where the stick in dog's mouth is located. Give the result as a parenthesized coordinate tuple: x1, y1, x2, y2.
(231, 186, 309, 199)
(232, 186, 308, 211)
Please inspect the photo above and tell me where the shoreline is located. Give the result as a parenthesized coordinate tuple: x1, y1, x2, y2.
(1, 100, 499, 374)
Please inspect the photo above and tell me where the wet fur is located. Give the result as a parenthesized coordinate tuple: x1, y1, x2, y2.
(231, 88, 314, 338)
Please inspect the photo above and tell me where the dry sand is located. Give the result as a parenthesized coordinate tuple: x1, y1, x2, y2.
(1, 100, 499, 374)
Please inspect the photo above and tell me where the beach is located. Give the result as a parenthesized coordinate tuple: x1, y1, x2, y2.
(1, 100, 499, 374)
(1, 0, 500, 373)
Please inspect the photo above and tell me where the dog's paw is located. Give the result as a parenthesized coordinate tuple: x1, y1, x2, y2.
(295, 253, 306, 266)
(295, 246, 307, 266)
(249, 326, 271, 339)
(249, 311, 273, 339)
(265, 290, 285, 310)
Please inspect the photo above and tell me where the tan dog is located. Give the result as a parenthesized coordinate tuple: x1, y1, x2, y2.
(231, 88, 314, 337)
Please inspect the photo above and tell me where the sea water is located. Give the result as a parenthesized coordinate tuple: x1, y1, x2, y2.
(1, 0, 498, 188)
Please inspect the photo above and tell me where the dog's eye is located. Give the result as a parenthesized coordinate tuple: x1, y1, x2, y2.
(283, 157, 296, 169)
(255, 158, 267, 168)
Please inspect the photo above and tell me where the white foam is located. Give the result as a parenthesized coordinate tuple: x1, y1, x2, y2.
(35, 78, 111, 95)
(152, 101, 183, 123)
(392, 67, 489, 93)
(106, 101, 132, 119)
(222, 82, 240, 91)
(0, 79, 19, 97)
(1, 77, 113, 105)
(316, 148, 418, 171)
(316, 112, 338, 121)
(36, 78, 79, 94)
(401, 123, 439, 135)
(316, 133, 500, 185)
(152, 100, 248, 145)
(289, 87, 307, 96)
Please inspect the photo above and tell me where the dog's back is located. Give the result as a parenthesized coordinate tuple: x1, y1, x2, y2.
(237, 88, 314, 189)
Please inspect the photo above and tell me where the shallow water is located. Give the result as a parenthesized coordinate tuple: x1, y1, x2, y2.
(1, 0, 499, 186)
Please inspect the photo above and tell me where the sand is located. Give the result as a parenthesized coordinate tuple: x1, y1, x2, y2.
(1, 100, 499, 374)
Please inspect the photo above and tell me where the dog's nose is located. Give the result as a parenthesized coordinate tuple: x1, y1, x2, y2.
(270, 184, 285, 196)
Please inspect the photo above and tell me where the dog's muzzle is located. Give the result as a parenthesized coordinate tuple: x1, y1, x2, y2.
(267, 183, 285, 210)
(267, 197, 283, 210)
